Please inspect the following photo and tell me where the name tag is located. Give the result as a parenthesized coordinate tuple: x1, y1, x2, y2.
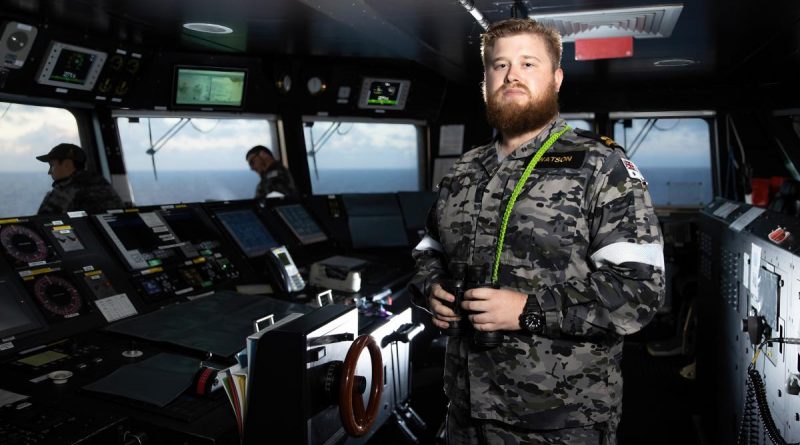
(536, 151, 586, 169)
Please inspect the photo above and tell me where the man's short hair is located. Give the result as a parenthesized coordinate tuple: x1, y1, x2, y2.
(246, 145, 274, 160)
(480, 18, 563, 71)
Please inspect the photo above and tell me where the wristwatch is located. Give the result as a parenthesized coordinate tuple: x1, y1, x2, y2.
(519, 294, 545, 335)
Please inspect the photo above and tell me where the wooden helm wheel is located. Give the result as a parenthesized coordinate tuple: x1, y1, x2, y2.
(339, 334, 383, 437)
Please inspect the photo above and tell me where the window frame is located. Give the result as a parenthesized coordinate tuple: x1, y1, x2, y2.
(609, 110, 718, 209)
(300, 115, 426, 195)
(111, 110, 280, 206)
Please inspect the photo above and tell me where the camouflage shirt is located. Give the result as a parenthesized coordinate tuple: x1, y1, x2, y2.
(255, 162, 299, 199)
(37, 170, 124, 216)
(411, 117, 665, 429)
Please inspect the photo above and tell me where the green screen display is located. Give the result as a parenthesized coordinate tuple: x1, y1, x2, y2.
(174, 68, 246, 107)
(366, 81, 401, 105)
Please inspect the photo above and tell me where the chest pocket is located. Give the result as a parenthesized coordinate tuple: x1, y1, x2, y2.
(501, 168, 584, 273)
(438, 170, 482, 262)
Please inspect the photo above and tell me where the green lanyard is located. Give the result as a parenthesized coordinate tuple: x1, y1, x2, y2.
(491, 126, 571, 284)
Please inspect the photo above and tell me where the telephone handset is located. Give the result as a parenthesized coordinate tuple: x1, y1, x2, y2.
(266, 246, 305, 292)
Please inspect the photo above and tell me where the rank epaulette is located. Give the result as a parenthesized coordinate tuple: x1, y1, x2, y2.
(573, 128, 626, 153)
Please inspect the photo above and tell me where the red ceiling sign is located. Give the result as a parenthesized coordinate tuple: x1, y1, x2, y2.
(575, 36, 634, 61)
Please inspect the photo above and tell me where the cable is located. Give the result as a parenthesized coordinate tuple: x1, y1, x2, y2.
(739, 337, 800, 445)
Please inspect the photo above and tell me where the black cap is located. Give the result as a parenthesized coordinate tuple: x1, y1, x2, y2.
(36, 143, 87, 164)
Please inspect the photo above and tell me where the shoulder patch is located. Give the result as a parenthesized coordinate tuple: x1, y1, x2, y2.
(621, 158, 645, 182)
(573, 128, 626, 152)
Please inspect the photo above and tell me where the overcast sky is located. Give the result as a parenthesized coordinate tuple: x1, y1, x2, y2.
(0, 101, 709, 174)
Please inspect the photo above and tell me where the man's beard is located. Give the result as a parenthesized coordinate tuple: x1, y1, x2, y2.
(485, 81, 559, 138)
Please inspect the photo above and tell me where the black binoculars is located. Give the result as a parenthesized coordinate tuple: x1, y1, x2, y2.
(439, 262, 503, 349)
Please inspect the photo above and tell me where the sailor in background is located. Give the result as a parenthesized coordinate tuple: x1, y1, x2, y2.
(36, 143, 124, 215)
(246, 145, 299, 199)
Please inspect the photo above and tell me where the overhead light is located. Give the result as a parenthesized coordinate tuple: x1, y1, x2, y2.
(531, 4, 684, 42)
(182, 23, 233, 34)
(654, 58, 698, 67)
(456, 0, 489, 30)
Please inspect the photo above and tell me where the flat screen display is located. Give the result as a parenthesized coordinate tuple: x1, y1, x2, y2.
(358, 77, 410, 110)
(174, 67, 246, 108)
(95, 212, 184, 270)
(342, 194, 408, 248)
(159, 206, 220, 252)
(214, 209, 278, 258)
(274, 204, 328, 245)
(36, 41, 107, 91)
(0, 280, 44, 343)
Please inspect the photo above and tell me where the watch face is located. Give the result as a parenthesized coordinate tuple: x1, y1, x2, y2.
(523, 312, 544, 334)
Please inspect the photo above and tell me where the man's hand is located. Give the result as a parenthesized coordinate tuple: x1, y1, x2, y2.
(428, 283, 461, 330)
(462, 288, 527, 332)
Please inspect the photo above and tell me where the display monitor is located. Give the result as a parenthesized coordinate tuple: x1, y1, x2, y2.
(214, 209, 278, 258)
(358, 77, 410, 110)
(397, 191, 437, 231)
(342, 194, 408, 248)
(36, 41, 107, 91)
(95, 212, 185, 270)
(174, 66, 247, 108)
(0, 280, 44, 345)
(158, 206, 221, 252)
(274, 204, 328, 245)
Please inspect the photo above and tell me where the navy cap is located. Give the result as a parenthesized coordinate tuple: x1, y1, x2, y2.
(36, 143, 87, 164)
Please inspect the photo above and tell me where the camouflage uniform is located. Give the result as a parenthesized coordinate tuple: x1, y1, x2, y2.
(255, 162, 299, 199)
(37, 170, 124, 216)
(411, 117, 665, 442)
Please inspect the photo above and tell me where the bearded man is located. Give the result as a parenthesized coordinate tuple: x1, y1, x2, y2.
(409, 18, 665, 444)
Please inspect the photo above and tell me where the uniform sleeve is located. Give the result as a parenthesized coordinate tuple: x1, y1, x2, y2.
(536, 150, 665, 339)
(74, 182, 124, 214)
(266, 167, 299, 199)
(407, 183, 449, 313)
(37, 188, 73, 215)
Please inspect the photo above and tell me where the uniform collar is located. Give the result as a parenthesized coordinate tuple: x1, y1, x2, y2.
(501, 116, 567, 161)
(52, 170, 80, 187)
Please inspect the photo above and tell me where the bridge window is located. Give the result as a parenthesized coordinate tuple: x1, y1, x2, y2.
(612, 116, 714, 207)
(302, 118, 422, 195)
(0, 101, 80, 218)
(115, 115, 278, 206)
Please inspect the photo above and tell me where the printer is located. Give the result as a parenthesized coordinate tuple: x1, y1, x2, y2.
(309, 255, 368, 292)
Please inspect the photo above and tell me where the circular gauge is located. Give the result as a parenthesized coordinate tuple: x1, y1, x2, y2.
(307, 76, 327, 96)
(0, 224, 48, 264)
(33, 275, 82, 317)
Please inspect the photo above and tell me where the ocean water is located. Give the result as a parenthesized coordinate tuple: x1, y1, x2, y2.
(0, 167, 710, 218)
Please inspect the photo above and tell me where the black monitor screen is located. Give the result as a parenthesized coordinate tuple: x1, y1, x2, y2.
(159, 207, 220, 250)
(95, 212, 184, 270)
(358, 77, 410, 110)
(215, 209, 278, 258)
(397, 191, 437, 230)
(36, 42, 107, 91)
(50, 49, 95, 85)
(342, 194, 408, 248)
(174, 67, 246, 108)
(0, 280, 44, 342)
(274, 204, 327, 245)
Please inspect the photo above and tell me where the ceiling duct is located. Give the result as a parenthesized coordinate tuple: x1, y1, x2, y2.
(530, 4, 683, 42)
